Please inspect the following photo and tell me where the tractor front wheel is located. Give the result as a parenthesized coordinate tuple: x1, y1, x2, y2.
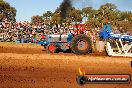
(46, 44, 57, 53)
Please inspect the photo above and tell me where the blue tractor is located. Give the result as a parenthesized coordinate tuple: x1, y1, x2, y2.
(38, 32, 92, 54)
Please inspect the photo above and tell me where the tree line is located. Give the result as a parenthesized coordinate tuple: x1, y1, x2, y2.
(32, 3, 132, 32)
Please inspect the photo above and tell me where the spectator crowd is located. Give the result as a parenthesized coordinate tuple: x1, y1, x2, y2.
(1, 19, 129, 44)
(0, 19, 95, 43)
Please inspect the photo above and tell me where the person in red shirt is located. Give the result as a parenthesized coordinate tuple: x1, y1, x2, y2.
(41, 35, 45, 40)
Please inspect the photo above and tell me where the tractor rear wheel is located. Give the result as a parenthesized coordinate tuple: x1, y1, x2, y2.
(46, 44, 57, 53)
(70, 34, 92, 55)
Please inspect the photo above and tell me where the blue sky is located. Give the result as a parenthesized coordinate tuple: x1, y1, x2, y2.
(5, 0, 132, 22)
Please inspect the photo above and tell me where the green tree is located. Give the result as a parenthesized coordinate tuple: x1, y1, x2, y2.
(68, 8, 82, 23)
(82, 7, 97, 19)
(51, 7, 82, 24)
(31, 15, 42, 25)
(43, 11, 53, 25)
(99, 3, 117, 23)
(0, 0, 16, 21)
(51, 11, 61, 24)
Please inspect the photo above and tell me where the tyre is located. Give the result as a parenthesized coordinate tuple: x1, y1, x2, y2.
(46, 44, 57, 53)
(70, 34, 92, 55)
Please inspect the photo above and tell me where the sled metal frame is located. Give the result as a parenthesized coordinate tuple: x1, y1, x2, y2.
(106, 39, 132, 57)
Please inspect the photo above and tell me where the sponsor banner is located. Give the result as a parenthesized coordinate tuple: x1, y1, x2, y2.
(76, 74, 131, 85)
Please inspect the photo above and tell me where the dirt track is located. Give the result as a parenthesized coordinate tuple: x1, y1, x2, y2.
(0, 42, 132, 88)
